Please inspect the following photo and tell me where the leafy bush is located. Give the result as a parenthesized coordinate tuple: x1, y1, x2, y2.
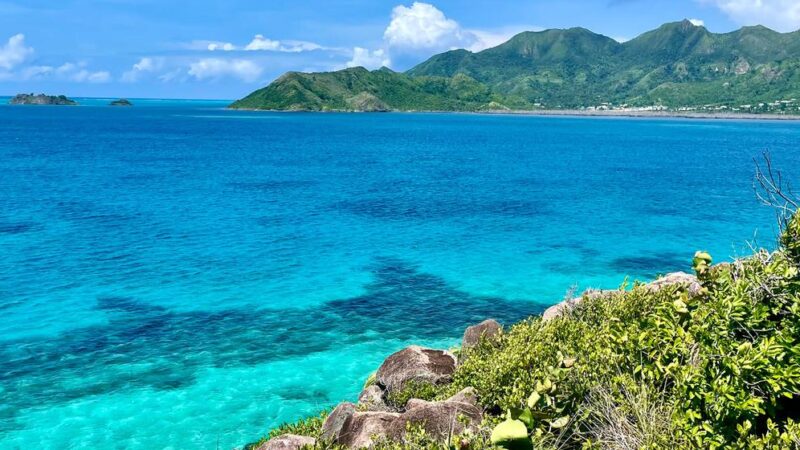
(782, 213, 800, 264)
(459, 218, 800, 449)
(385, 380, 441, 410)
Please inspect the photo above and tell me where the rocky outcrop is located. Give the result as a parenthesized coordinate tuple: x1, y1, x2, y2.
(461, 319, 502, 350)
(9, 93, 77, 105)
(337, 411, 400, 448)
(542, 272, 702, 322)
(376, 346, 457, 394)
(324, 388, 482, 448)
(254, 434, 315, 450)
(645, 271, 702, 295)
(357, 385, 390, 411)
(388, 388, 482, 441)
(321, 402, 357, 442)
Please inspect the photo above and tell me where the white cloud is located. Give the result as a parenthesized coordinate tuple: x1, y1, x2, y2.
(707, 0, 800, 31)
(55, 62, 77, 75)
(345, 47, 391, 70)
(158, 68, 184, 83)
(183, 40, 232, 51)
(188, 58, 263, 82)
(121, 57, 164, 82)
(52, 62, 111, 83)
(382, 3, 533, 55)
(384, 2, 469, 50)
(208, 42, 236, 51)
(0, 33, 33, 70)
(19, 65, 53, 80)
(279, 40, 325, 53)
(0, 34, 110, 84)
(196, 35, 326, 53)
(467, 26, 541, 52)
(69, 68, 111, 83)
(689, 18, 705, 26)
(244, 35, 281, 51)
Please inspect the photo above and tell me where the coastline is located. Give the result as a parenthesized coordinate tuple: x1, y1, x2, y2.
(477, 109, 800, 121)
(228, 107, 800, 121)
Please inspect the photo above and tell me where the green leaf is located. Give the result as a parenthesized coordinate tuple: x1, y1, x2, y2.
(527, 392, 541, 409)
(491, 418, 530, 446)
(549, 416, 570, 429)
(518, 408, 535, 429)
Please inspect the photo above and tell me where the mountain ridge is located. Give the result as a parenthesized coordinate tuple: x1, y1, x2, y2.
(230, 20, 800, 112)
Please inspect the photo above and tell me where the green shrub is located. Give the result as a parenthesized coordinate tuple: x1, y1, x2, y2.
(267, 410, 329, 440)
(782, 212, 800, 264)
(385, 380, 442, 410)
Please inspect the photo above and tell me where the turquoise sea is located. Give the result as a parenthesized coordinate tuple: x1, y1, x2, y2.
(1, 99, 799, 449)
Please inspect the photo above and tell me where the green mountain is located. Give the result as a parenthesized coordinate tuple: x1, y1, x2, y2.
(230, 20, 800, 112)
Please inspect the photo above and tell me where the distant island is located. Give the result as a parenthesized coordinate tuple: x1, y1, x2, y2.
(10, 94, 78, 106)
(230, 20, 800, 114)
(110, 99, 133, 106)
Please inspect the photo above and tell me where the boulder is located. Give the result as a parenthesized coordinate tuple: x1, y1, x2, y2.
(404, 398, 433, 411)
(447, 387, 479, 406)
(646, 272, 702, 296)
(542, 289, 613, 322)
(321, 402, 356, 442)
(358, 385, 390, 412)
(388, 389, 483, 441)
(376, 346, 456, 394)
(330, 388, 481, 448)
(254, 434, 316, 450)
(461, 319, 502, 350)
(337, 411, 400, 449)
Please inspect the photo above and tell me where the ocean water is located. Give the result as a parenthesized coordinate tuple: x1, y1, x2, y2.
(1, 100, 799, 449)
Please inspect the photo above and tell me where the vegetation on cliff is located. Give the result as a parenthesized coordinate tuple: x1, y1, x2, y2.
(231, 20, 800, 113)
(230, 68, 499, 112)
(249, 163, 800, 449)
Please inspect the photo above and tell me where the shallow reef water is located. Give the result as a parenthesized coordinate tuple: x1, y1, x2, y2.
(1, 101, 799, 448)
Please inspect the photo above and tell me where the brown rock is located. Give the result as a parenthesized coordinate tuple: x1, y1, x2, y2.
(321, 402, 356, 442)
(461, 319, 502, 350)
(404, 398, 433, 410)
(376, 346, 456, 394)
(358, 385, 391, 412)
(447, 387, 478, 406)
(646, 272, 702, 296)
(337, 411, 400, 449)
(388, 390, 482, 441)
(255, 434, 316, 450)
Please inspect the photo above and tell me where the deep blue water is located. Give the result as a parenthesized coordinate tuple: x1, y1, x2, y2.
(1, 100, 798, 449)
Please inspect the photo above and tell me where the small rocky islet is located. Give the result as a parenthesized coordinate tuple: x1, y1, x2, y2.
(9, 93, 78, 106)
(110, 99, 133, 106)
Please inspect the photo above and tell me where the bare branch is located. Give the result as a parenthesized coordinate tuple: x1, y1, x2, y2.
(753, 151, 799, 227)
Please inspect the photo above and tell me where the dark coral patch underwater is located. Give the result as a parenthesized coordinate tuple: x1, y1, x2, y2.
(0, 258, 540, 431)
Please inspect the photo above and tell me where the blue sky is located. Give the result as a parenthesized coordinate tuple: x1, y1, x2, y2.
(1, 0, 799, 99)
